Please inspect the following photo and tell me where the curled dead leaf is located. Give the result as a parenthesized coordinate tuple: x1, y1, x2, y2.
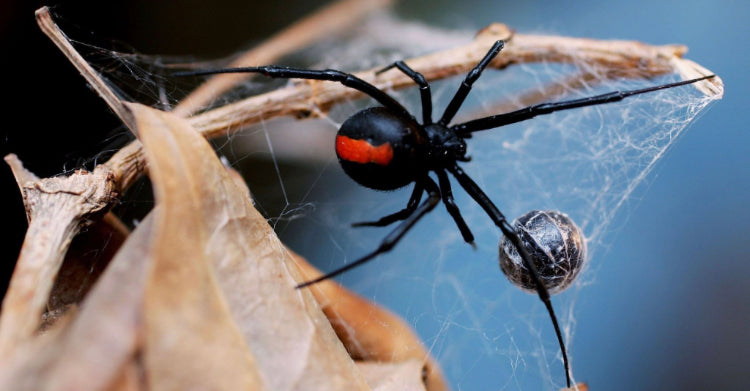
(130, 102, 373, 390)
(131, 103, 265, 391)
(0, 212, 153, 391)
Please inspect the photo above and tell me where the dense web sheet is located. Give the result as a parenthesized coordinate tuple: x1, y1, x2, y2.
(67, 11, 720, 390)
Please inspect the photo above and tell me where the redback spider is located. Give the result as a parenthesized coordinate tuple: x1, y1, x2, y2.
(177, 40, 714, 387)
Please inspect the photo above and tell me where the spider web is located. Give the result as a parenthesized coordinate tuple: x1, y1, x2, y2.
(65, 11, 720, 391)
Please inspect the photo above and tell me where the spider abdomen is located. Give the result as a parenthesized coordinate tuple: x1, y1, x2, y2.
(335, 106, 424, 190)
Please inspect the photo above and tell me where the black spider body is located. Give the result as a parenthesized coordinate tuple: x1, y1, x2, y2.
(335, 107, 468, 190)
(178, 41, 714, 387)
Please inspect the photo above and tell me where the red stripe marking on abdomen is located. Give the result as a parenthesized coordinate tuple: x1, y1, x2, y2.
(336, 135, 394, 166)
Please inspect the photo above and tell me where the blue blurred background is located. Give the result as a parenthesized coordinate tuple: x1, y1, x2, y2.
(2, 0, 747, 390)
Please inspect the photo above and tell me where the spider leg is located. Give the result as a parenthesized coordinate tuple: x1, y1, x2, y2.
(296, 177, 441, 289)
(377, 61, 433, 124)
(439, 40, 505, 126)
(452, 74, 716, 135)
(351, 181, 424, 227)
(447, 164, 571, 387)
(175, 65, 411, 118)
(436, 169, 474, 244)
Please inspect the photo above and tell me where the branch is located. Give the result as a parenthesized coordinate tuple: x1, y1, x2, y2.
(173, 0, 394, 116)
(112, 24, 722, 194)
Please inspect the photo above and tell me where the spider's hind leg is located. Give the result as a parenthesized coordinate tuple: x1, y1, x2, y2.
(297, 178, 440, 288)
(447, 163, 572, 387)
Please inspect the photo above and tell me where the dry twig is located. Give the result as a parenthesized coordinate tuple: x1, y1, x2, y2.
(108, 23, 721, 195)
(173, 0, 394, 116)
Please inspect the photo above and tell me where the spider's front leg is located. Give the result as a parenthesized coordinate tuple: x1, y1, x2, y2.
(439, 40, 505, 125)
(175, 65, 411, 118)
(452, 74, 717, 135)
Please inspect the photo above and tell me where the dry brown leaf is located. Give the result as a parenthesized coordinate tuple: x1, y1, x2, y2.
(106, 360, 145, 391)
(131, 103, 264, 391)
(0, 211, 154, 391)
(130, 102, 370, 391)
(0, 114, 442, 391)
(356, 360, 427, 391)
